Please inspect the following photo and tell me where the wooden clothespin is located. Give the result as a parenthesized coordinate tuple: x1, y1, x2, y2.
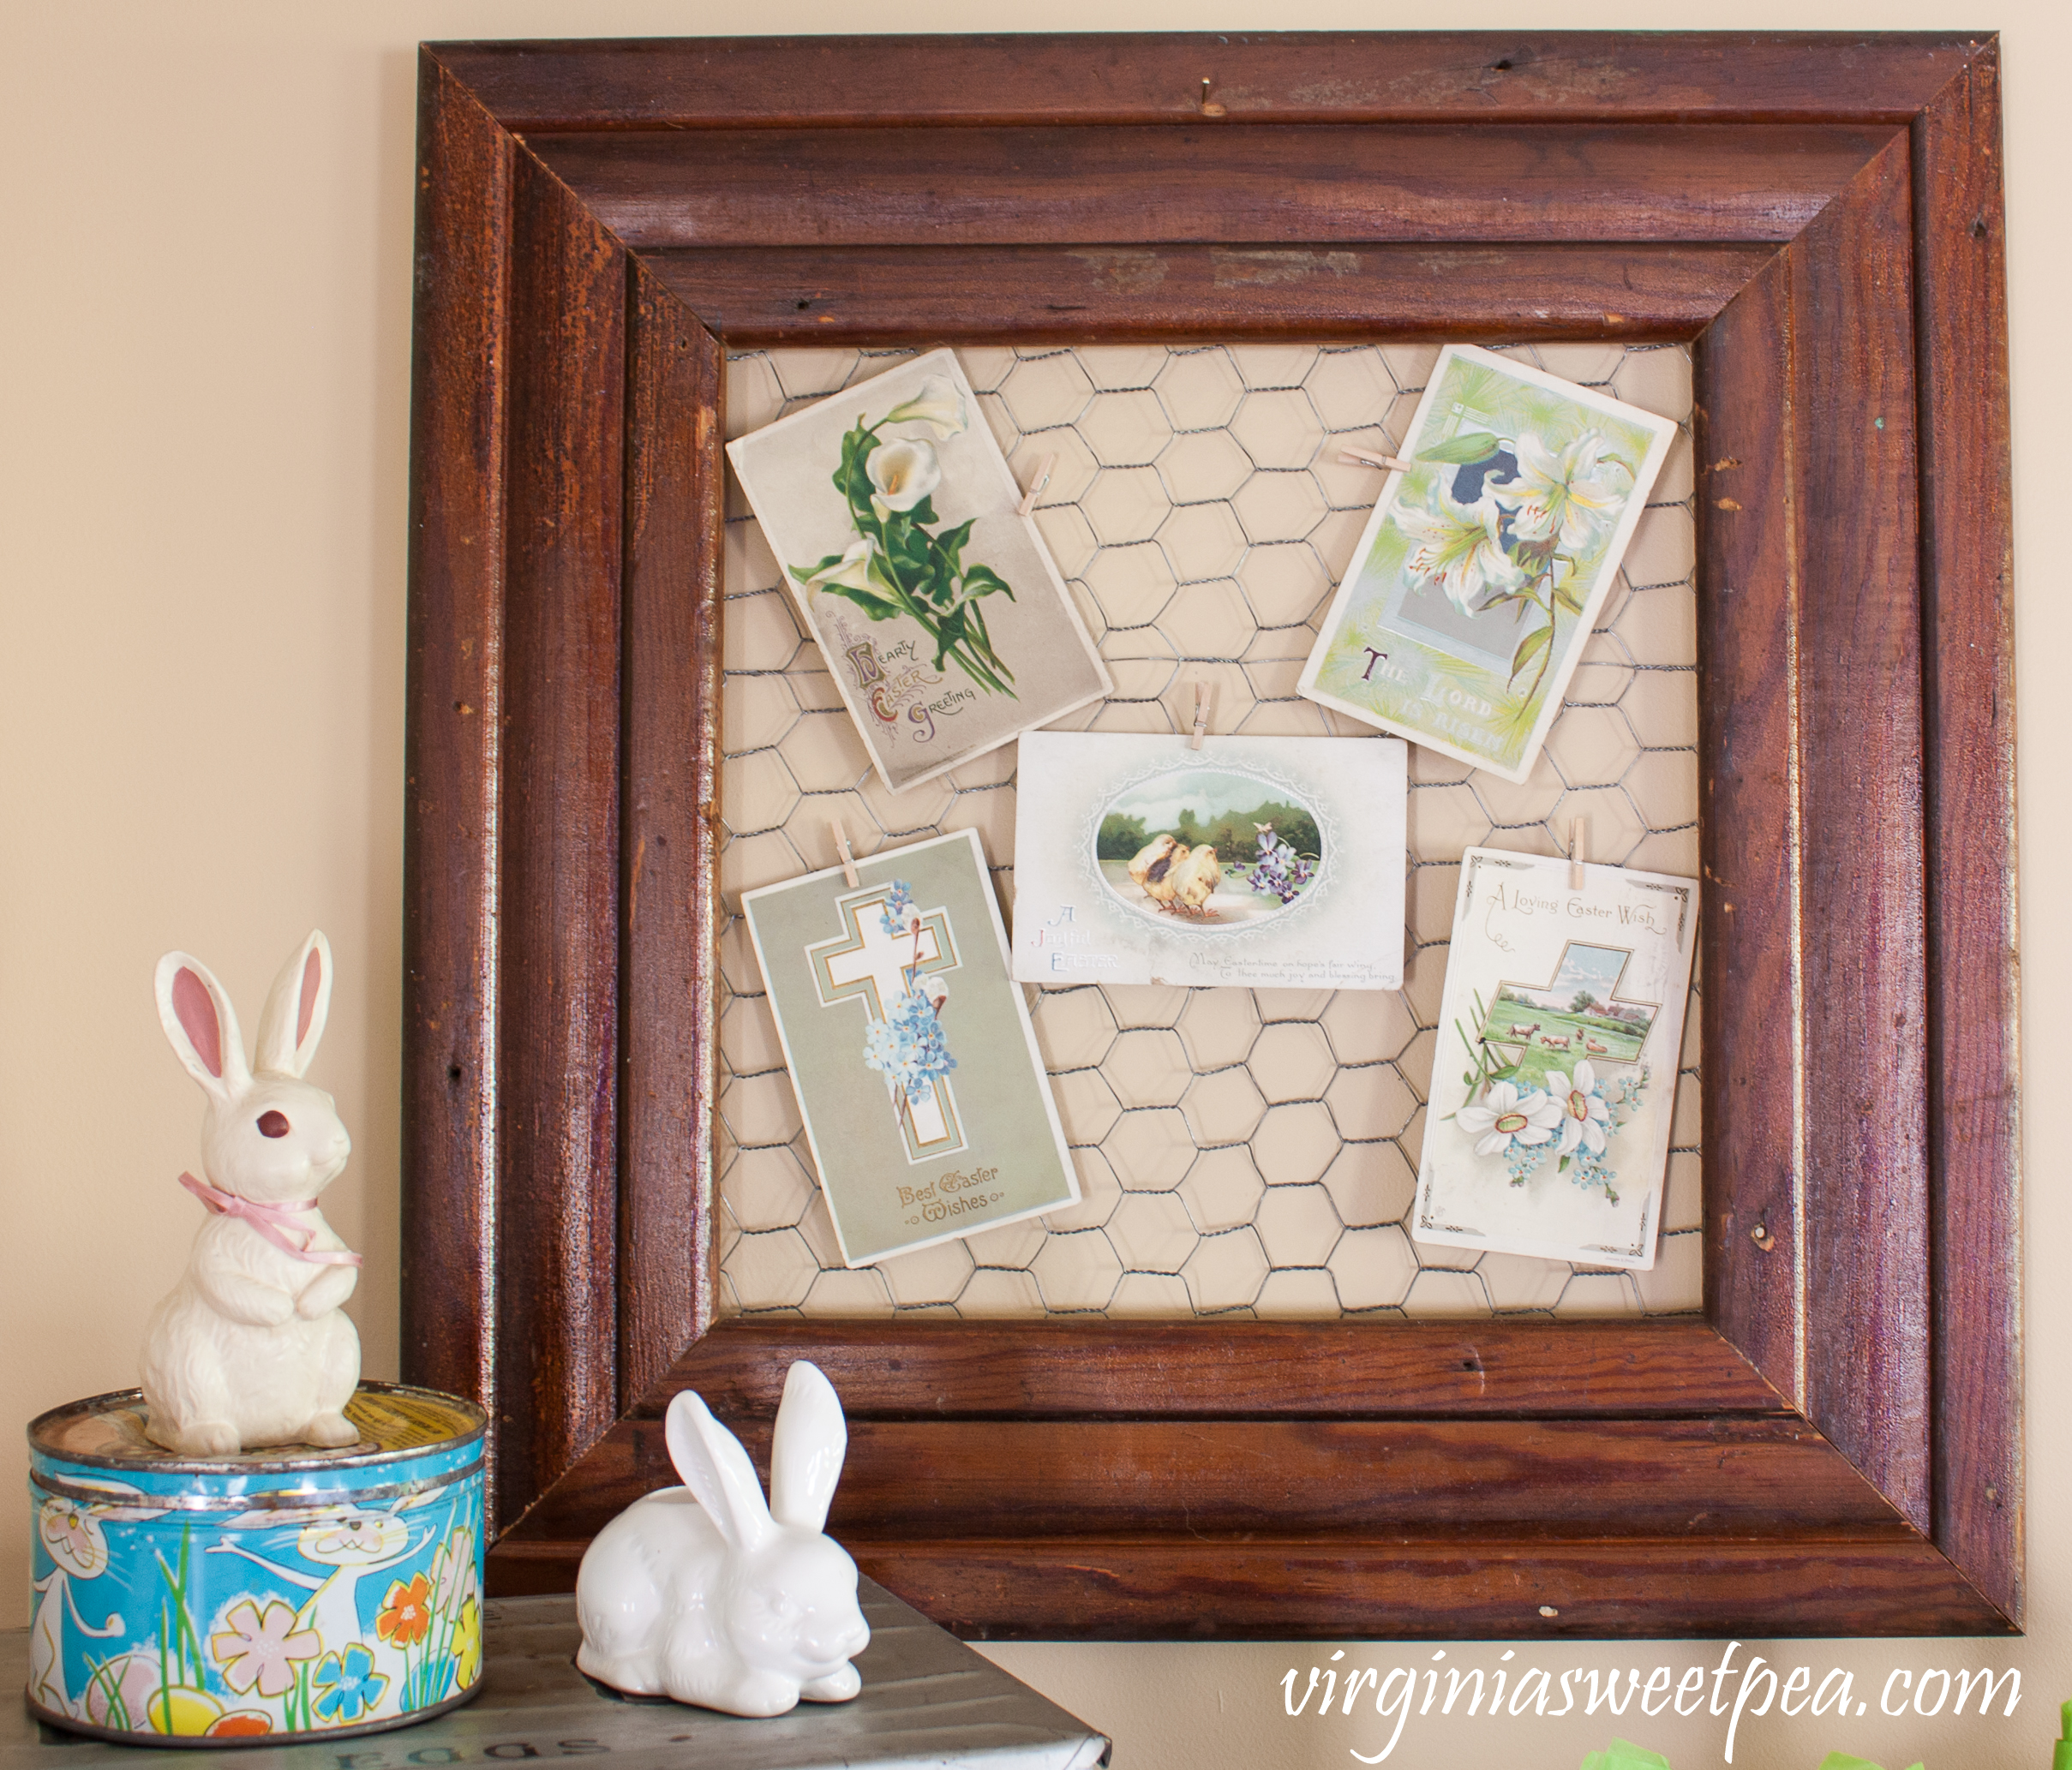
(1339, 444, 1418, 474)
(1189, 679, 1213, 750)
(1016, 453, 1057, 517)
(829, 817, 859, 888)
(1568, 816, 1588, 892)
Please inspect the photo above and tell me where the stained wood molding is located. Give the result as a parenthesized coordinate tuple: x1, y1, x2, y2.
(402, 33, 2019, 1639)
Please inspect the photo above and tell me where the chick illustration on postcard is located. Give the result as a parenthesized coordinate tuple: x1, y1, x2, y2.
(1413, 847, 1697, 1270)
(742, 829, 1078, 1267)
(727, 349, 1110, 794)
(1300, 345, 1678, 783)
(1011, 731, 1406, 990)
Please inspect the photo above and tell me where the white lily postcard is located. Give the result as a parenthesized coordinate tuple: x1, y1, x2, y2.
(1010, 730, 1407, 991)
(1412, 846, 1697, 1270)
(726, 349, 1111, 794)
(1299, 344, 1678, 783)
(742, 828, 1078, 1266)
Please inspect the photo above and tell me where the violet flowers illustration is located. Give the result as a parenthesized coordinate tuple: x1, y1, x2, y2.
(860, 882, 957, 1120)
(1241, 822, 1317, 906)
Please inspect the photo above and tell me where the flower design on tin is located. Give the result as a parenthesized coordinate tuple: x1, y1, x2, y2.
(430, 1526, 477, 1616)
(81, 1652, 160, 1731)
(374, 1572, 434, 1647)
(207, 1712, 274, 1738)
(312, 1644, 388, 1725)
(210, 1598, 322, 1698)
(452, 1597, 483, 1687)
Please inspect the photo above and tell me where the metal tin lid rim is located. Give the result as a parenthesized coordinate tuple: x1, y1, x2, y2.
(26, 1380, 488, 1475)
(28, 1452, 487, 1514)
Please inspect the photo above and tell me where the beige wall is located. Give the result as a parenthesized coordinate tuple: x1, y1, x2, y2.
(0, 3, 2057, 1766)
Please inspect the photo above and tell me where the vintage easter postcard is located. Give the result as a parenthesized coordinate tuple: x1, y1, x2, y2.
(1011, 731, 1407, 991)
(727, 349, 1111, 795)
(742, 828, 1078, 1266)
(1412, 846, 1696, 1269)
(1300, 345, 1678, 783)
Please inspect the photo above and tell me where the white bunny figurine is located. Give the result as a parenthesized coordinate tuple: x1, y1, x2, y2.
(576, 1360, 871, 1717)
(139, 931, 362, 1456)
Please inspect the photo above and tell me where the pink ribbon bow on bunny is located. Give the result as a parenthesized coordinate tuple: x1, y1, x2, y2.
(178, 1171, 364, 1267)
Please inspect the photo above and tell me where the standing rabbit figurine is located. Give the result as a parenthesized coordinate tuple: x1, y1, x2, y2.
(140, 931, 362, 1456)
(576, 1360, 871, 1716)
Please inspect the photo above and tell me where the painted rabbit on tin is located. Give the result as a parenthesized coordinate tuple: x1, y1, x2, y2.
(140, 932, 362, 1456)
(576, 1360, 871, 1716)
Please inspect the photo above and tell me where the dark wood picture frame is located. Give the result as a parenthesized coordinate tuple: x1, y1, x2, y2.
(401, 32, 2019, 1639)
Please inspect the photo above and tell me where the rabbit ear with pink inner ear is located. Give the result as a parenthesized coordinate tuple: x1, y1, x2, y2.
(155, 953, 251, 1103)
(769, 1361, 847, 1533)
(664, 1391, 775, 1552)
(255, 930, 332, 1078)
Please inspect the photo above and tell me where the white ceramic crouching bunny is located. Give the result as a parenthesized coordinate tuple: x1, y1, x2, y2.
(139, 932, 361, 1456)
(576, 1360, 871, 1717)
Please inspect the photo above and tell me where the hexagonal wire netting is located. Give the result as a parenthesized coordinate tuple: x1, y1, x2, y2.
(717, 343, 1701, 1321)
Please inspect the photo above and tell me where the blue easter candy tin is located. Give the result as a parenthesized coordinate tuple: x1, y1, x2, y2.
(26, 1383, 486, 1747)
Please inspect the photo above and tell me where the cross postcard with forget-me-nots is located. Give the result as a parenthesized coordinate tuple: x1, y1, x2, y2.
(809, 885, 965, 1163)
(743, 829, 1077, 1267)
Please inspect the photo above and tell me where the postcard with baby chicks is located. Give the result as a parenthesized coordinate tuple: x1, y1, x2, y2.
(742, 828, 1078, 1266)
(1413, 847, 1697, 1269)
(1300, 344, 1679, 784)
(1011, 730, 1407, 991)
(727, 349, 1110, 796)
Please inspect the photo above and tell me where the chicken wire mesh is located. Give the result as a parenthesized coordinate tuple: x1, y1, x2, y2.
(716, 341, 1701, 1321)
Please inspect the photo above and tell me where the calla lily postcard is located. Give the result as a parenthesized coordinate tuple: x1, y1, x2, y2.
(1412, 846, 1696, 1269)
(726, 350, 1111, 794)
(1299, 345, 1678, 783)
(1010, 730, 1407, 990)
(741, 828, 1078, 1266)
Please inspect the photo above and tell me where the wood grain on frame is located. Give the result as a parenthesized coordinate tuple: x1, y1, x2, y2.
(617, 266, 725, 1415)
(492, 150, 627, 1533)
(1788, 129, 1931, 1537)
(646, 242, 1778, 346)
(430, 33, 1981, 129)
(402, 56, 512, 1513)
(404, 32, 2019, 1635)
(526, 123, 1894, 248)
(1913, 46, 2021, 1627)
(1693, 244, 1802, 1408)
